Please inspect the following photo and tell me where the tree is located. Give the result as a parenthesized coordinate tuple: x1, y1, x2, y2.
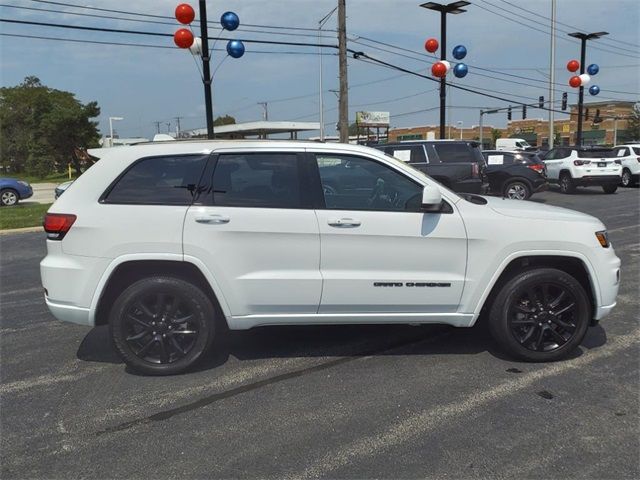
(491, 128, 501, 148)
(0, 76, 100, 176)
(213, 114, 236, 127)
(624, 109, 640, 143)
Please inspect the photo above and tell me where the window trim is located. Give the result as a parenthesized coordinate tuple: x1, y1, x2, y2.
(99, 153, 211, 206)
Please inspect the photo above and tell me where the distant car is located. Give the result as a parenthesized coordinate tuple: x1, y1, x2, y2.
(0, 177, 33, 206)
(373, 140, 487, 194)
(613, 144, 640, 187)
(482, 150, 548, 200)
(541, 146, 622, 194)
(55, 180, 74, 199)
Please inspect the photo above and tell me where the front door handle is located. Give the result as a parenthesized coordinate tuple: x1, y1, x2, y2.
(328, 218, 361, 228)
(195, 214, 230, 225)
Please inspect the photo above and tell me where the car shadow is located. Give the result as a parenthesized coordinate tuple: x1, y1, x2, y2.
(76, 321, 608, 373)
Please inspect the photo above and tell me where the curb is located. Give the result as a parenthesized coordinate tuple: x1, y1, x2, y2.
(0, 226, 44, 235)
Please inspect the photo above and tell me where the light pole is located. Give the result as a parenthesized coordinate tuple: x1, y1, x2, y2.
(109, 116, 123, 147)
(318, 6, 337, 142)
(457, 120, 463, 139)
(567, 31, 608, 146)
(420, 1, 469, 140)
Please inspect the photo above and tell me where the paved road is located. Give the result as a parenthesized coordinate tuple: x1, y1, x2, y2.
(1, 186, 639, 479)
(22, 182, 56, 205)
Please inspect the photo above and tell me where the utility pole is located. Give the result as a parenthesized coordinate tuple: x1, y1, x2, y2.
(165, 122, 171, 133)
(319, 6, 338, 142)
(258, 102, 269, 121)
(153, 121, 162, 134)
(174, 116, 183, 137)
(567, 31, 608, 146)
(337, 0, 349, 143)
(199, 0, 214, 139)
(420, 2, 470, 140)
(548, 0, 556, 149)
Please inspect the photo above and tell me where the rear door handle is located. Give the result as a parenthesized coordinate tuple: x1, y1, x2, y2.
(195, 214, 230, 225)
(328, 218, 361, 228)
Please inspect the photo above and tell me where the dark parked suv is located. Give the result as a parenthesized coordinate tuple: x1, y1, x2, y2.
(482, 150, 548, 200)
(373, 140, 487, 194)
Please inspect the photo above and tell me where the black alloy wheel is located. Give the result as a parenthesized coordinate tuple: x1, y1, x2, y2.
(110, 276, 215, 375)
(508, 282, 578, 353)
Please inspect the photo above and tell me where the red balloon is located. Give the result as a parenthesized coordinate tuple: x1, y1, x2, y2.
(567, 59, 580, 72)
(431, 62, 447, 78)
(174, 28, 194, 48)
(175, 3, 195, 24)
(425, 38, 439, 53)
(569, 75, 581, 88)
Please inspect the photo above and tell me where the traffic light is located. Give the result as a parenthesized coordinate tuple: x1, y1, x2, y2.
(507, 106, 512, 120)
(561, 92, 568, 110)
(522, 105, 527, 120)
(585, 108, 589, 120)
(538, 96, 544, 109)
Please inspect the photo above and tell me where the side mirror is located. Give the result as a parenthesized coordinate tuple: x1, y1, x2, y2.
(421, 185, 442, 212)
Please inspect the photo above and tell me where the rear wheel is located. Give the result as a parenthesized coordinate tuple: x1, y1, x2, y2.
(621, 169, 633, 187)
(488, 268, 591, 362)
(0, 189, 18, 206)
(602, 184, 618, 194)
(504, 181, 531, 200)
(109, 276, 216, 375)
(559, 173, 575, 194)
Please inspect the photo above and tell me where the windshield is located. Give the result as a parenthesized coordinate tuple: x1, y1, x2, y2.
(516, 141, 530, 148)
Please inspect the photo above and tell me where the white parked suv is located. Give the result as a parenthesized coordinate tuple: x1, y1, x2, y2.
(542, 146, 622, 194)
(41, 141, 621, 375)
(613, 144, 640, 187)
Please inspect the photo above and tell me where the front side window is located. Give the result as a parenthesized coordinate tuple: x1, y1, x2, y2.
(103, 154, 208, 205)
(211, 153, 302, 208)
(315, 154, 422, 212)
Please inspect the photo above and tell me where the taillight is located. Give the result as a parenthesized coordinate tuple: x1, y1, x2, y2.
(43, 213, 76, 240)
(472, 163, 479, 177)
(527, 163, 545, 174)
(636, 157, 640, 163)
(573, 160, 591, 166)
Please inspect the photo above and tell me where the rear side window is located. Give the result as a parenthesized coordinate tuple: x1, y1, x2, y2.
(103, 155, 208, 205)
(211, 153, 303, 208)
(432, 143, 474, 163)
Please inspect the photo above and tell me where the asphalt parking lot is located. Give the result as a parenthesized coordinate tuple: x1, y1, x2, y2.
(1, 186, 639, 479)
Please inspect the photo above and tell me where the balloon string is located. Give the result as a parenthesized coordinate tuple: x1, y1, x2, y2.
(211, 54, 229, 81)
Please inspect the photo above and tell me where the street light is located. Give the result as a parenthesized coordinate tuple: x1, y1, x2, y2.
(109, 116, 123, 147)
(567, 31, 608, 146)
(420, 1, 470, 139)
(457, 120, 463, 139)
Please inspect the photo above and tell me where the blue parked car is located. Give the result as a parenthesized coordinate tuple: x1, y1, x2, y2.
(0, 178, 33, 206)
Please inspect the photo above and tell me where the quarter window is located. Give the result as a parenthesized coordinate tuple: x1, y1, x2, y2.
(211, 153, 303, 208)
(103, 155, 208, 205)
(315, 154, 422, 212)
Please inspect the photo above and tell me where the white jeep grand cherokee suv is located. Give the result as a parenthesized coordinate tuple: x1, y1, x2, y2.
(41, 141, 621, 375)
(542, 146, 622, 194)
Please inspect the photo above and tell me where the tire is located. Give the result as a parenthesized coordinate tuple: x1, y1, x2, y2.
(602, 184, 618, 194)
(621, 169, 633, 187)
(559, 173, 575, 194)
(109, 276, 216, 375)
(488, 268, 591, 362)
(0, 189, 19, 206)
(503, 181, 531, 200)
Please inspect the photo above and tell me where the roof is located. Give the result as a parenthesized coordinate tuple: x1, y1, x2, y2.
(184, 121, 320, 138)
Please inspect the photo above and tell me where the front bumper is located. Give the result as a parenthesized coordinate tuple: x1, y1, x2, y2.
(20, 187, 33, 200)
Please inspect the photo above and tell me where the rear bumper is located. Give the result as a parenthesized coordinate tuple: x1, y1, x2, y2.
(45, 297, 92, 326)
(575, 175, 621, 186)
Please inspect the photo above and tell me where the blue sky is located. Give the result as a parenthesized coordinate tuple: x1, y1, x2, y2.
(1, 0, 638, 139)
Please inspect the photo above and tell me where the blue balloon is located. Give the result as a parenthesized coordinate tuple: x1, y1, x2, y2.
(453, 63, 468, 78)
(220, 11, 239, 31)
(452, 45, 467, 60)
(587, 63, 599, 75)
(226, 39, 245, 58)
(589, 85, 600, 96)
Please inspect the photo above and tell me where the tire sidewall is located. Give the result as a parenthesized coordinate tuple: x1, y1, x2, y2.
(489, 268, 591, 362)
(621, 169, 631, 187)
(559, 174, 573, 194)
(109, 276, 215, 375)
(1, 189, 18, 206)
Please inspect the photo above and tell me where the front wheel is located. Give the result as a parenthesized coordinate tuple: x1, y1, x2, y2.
(488, 268, 591, 362)
(602, 184, 618, 194)
(0, 189, 18, 206)
(109, 276, 216, 375)
(504, 181, 531, 200)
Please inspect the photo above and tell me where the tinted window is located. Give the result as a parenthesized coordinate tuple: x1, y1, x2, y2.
(579, 149, 616, 158)
(633, 147, 640, 155)
(433, 143, 474, 163)
(315, 154, 422, 212)
(104, 155, 207, 205)
(211, 153, 302, 208)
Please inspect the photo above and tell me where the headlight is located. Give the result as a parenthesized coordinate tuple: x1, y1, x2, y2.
(17, 180, 30, 187)
(595, 230, 610, 248)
